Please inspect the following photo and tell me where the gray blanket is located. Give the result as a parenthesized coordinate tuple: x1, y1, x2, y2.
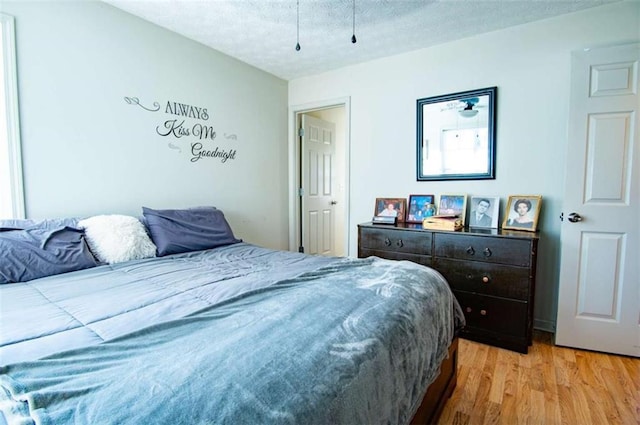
(0, 244, 463, 425)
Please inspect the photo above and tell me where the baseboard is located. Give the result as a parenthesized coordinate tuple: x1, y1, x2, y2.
(534, 319, 555, 333)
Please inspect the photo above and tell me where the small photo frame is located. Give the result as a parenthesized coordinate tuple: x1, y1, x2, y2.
(469, 196, 500, 229)
(437, 194, 467, 224)
(406, 194, 436, 223)
(502, 195, 542, 232)
(374, 198, 407, 222)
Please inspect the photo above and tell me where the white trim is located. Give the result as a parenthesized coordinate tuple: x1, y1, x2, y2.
(288, 97, 351, 256)
(0, 13, 25, 219)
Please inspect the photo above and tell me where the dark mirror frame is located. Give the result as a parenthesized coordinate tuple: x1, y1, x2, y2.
(416, 86, 497, 181)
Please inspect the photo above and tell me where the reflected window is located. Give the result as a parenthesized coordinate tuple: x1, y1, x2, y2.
(440, 128, 488, 174)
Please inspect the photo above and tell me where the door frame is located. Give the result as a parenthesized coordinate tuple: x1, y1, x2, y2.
(288, 97, 351, 256)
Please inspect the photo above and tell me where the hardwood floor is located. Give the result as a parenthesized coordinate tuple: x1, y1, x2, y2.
(437, 331, 639, 425)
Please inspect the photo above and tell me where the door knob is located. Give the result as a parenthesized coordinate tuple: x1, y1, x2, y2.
(567, 212, 583, 223)
(330, 201, 338, 205)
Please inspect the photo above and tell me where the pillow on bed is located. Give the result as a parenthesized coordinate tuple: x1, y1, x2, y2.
(78, 215, 157, 264)
(0, 219, 36, 231)
(0, 227, 98, 284)
(0, 217, 80, 231)
(142, 206, 241, 256)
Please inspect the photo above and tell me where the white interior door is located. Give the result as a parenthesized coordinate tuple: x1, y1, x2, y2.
(301, 114, 336, 256)
(556, 43, 639, 357)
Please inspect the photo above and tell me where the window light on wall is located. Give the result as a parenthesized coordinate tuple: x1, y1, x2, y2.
(0, 13, 25, 219)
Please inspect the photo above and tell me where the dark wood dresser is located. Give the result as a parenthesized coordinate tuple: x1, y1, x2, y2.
(358, 223, 539, 353)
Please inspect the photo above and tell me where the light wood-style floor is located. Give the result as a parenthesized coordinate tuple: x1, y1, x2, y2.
(437, 331, 639, 425)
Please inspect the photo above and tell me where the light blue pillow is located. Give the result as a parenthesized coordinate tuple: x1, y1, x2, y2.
(142, 206, 241, 256)
(0, 227, 98, 284)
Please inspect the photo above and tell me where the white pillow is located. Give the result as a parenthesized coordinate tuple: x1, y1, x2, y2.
(78, 215, 156, 264)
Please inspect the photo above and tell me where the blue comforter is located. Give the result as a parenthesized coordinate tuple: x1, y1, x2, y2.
(0, 243, 463, 425)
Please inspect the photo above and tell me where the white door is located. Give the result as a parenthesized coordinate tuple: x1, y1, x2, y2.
(556, 43, 639, 357)
(301, 114, 337, 256)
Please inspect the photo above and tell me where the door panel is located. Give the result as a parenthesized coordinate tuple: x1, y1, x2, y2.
(576, 232, 624, 319)
(556, 43, 639, 357)
(585, 113, 632, 201)
(302, 114, 336, 256)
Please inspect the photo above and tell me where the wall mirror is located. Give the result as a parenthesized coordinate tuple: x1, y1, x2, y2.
(416, 86, 496, 181)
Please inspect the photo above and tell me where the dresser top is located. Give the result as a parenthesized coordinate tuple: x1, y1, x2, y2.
(358, 222, 539, 241)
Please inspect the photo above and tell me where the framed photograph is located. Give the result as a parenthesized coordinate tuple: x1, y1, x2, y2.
(437, 194, 467, 223)
(469, 196, 500, 228)
(406, 194, 436, 223)
(502, 195, 542, 232)
(374, 198, 407, 222)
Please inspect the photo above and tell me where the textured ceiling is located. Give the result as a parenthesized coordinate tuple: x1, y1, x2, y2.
(103, 0, 619, 80)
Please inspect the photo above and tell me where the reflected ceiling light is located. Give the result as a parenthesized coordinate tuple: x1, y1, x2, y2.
(459, 109, 479, 118)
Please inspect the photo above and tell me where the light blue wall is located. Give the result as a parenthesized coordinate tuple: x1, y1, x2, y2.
(289, 1, 640, 331)
(2, 1, 289, 249)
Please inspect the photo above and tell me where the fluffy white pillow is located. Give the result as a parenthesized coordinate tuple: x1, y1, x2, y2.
(78, 215, 156, 264)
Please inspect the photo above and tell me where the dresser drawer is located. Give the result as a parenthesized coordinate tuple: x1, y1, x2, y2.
(453, 290, 528, 339)
(434, 233, 531, 266)
(434, 258, 530, 300)
(359, 248, 431, 267)
(359, 227, 431, 255)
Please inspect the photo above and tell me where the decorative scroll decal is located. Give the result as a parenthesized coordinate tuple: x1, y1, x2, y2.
(167, 142, 182, 153)
(124, 96, 160, 112)
(124, 96, 238, 164)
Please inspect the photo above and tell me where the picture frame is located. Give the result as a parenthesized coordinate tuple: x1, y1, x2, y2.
(502, 195, 542, 232)
(469, 196, 500, 229)
(437, 194, 467, 223)
(406, 194, 436, 223)
(374, 198, 407, 222)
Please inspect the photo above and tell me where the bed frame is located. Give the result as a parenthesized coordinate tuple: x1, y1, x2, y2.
(410, 337, 459, 424)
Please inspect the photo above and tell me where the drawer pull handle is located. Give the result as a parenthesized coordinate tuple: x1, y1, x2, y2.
(484, 248, 492, 257)
(466, 307, 472, 313)
(466, 246, 475, 256)
(480, 309, 487, 316)
(384, 238, 391, 246)
(482, 276, 490, 283)
(466, 274, 473, 280)
(396, 239, 404, 248)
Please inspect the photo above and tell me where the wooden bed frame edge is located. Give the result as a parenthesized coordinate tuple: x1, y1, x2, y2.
(410, 336, 459, 425)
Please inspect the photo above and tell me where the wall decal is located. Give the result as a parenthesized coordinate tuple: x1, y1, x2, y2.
(191, 143, 236, 163)
(124, 96, 160, 112)
(124, 95, 238, 164)
(167, 142, 182, 153)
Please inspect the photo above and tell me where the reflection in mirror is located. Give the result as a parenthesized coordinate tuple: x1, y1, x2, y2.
(417, 87, 496, 181)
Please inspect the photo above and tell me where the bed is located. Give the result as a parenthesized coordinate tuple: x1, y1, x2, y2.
(0, 207, 464, 425)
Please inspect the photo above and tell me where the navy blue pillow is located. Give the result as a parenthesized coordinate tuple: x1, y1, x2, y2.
(142, 207, 241, 256)
(0, 219, 36, 231)
(0, 227, 98, 284)
(0, 217, 80, 231)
